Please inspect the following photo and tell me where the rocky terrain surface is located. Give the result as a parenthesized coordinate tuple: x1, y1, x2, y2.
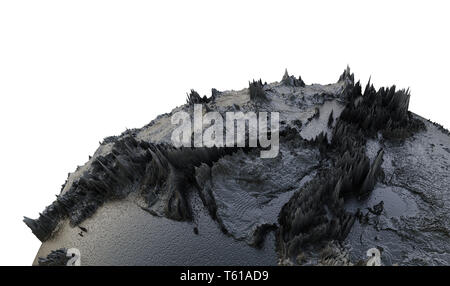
(26, 68, 450, 266)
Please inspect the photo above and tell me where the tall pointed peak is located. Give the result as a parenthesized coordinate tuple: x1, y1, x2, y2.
(282, 68, 289, 81)
(338, 65, 354, 84)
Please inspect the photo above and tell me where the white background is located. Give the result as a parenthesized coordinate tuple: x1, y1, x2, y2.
(0, 0, 449, 265)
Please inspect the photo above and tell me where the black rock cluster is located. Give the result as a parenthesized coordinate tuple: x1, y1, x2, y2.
(340, 80, 425, 140)
(249, 79, 268, 101)
(276, 75, 424, 261)
(24, 135, 239, 241)
(281, 69, 305, 87)
(139, 145, 237, 221)
(24, 136, 152, 241)
(186, 89, 210, 105)
(37, 248, 69, 266)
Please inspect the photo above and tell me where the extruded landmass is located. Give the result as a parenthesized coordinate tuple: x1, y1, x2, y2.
(27, 68, 450, 266)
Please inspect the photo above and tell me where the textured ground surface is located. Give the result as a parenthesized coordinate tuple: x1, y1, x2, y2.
(27, 68, 450, 266)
